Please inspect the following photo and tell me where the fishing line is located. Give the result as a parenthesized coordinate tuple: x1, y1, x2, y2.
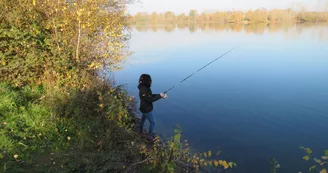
(164, 46, 239, 94)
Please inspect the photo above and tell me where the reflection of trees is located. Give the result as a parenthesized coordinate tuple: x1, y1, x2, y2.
(150, 25, 158, 32)
(135, 24, 148, 32)
(317, 28, 327, 42)
(212, 23, 226, 31)
(164, 25, 176, 32)
(229, 23, 243, 32)
(268, 22, 294, 33)
(177, 23, 188, 29)
(244, 23, 268, 35)
(197, 23, 207, 31)
(188, 23, 197, 33)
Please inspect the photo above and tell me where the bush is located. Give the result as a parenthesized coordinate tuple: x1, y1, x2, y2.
(0, 82, 141, 173)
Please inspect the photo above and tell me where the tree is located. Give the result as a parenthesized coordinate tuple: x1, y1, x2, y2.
(150, 12, 158, 22)
(269, 9, 294, 23)
(177, 13, 188, 22)
(134, 12, 149, 22)
(198, 12, 210, 22)
(189, 10, 198, 22)
(210, 11, 227, 24)
(0, 0, 130, 87)
(245, 10, 253, 21)
(246, 9, 268, 23)
(227, 11, 244, 23)
(164, 11, 176, 23)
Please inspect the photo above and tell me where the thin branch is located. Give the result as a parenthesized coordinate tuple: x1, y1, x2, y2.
(76, 20, 81, 61)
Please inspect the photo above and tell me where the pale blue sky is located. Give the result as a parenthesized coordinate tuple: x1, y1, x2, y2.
(127, 0, 320, 14)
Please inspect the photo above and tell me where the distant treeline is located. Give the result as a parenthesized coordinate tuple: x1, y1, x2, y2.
(130, 9, 328, 24)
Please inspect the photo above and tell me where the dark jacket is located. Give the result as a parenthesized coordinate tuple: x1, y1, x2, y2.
(138, 84, 161, 113)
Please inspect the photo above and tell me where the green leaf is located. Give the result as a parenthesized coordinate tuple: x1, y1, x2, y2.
(325, 150, 328, 156)
(306, 148, 313, 154)
(314, 158, 322, 164)
(322, 156, 328, 160)
(228, 162, 234, 168)
(303, 156, 310, 161)
(309, 165, 316, 171)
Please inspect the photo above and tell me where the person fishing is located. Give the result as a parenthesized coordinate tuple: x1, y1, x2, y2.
(136, 47, 237, 142)
(138, 74, 168, 141)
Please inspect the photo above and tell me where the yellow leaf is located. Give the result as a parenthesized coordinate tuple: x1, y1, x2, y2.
(67, 136, 71, 141)
(2, 61, 6, 65)
(194, 160, 198, 165)
(222, 161, 229, 169)
(33, 0, 36, 6)
(208, 151, 212, 157)
(204, 162, 207, 166)
(320, 169, 327, 173)
(214, 160, 219, 167)
(204, 152, 207, 158)
(170, 143, 174, 148)
(219, 160, 223, 165)
(13, 154, 18, 159)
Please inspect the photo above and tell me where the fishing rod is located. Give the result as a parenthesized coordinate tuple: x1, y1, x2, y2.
(164, 46, 239, 94)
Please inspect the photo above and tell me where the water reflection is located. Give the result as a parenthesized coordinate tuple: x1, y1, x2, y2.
(133, 23, 328, 41)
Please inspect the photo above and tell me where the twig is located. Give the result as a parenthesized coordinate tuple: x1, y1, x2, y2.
(76, 19, 81, 61)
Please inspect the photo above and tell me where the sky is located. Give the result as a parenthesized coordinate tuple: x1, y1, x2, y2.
(127, 0, 321, 14)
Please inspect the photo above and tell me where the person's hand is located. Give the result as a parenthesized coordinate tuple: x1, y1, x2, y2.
(160, 93, 168, 99)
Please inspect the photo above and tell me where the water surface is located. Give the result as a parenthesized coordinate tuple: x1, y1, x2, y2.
(113, 23, 328, 173)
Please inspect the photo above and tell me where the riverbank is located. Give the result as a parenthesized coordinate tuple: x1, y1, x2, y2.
(0, 79, 236, 173)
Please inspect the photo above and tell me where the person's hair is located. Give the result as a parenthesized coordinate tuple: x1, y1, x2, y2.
(139, 74, 152, 85)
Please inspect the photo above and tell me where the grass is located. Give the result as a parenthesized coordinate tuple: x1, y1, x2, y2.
(0, 81, 144, 173)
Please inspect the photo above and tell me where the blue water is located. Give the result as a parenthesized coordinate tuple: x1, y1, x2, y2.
(113, 24, 328, 173)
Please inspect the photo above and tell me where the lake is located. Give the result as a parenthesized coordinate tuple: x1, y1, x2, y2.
(113, 23, 328, 173)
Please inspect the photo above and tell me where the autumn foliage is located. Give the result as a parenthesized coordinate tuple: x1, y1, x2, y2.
(0, 0, 130, 88)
